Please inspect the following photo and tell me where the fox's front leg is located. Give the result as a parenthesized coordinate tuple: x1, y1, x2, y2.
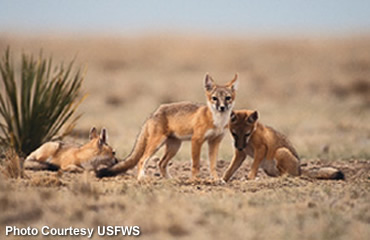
(191, 136, 205, 180)
(222, 149, 247, 182)
(248, 146, 267, 180)
(208, 135, 223, 180)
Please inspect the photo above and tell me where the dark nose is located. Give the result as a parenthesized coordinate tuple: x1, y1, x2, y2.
(234, 143, 243, 151)
(219, 106, 225, 112)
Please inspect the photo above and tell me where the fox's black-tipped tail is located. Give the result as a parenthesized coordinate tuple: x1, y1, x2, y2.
(316, 169, 345, 180)
(302, 167, 345, 180)
(95, 167, 117, 178)
(333, 171, 345, 180)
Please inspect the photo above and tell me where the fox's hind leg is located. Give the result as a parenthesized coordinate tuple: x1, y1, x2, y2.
(24, 142, 61, 171)
(260, 158, 280, 177)
(25, 142, 60, 162)
(137, 135, 167, 181)
(275, 148, 300, 176)
(158, 137, 181, 179)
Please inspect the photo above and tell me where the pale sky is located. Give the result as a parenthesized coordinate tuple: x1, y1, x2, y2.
(1, 0, 370, 35)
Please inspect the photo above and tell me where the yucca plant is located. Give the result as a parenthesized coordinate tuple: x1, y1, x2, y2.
(0, 48, 85, 156)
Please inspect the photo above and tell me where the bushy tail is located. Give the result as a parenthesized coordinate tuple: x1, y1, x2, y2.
(301, 167, 345, 180)
(96, 124, 148, 178)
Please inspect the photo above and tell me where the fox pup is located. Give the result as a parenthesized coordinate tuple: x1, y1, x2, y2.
(24, 127, 117, 172)
(222, 110, 301, 181)
(97, 73, 238, 180)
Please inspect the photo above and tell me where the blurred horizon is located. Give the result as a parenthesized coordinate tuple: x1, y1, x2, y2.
(1, 0, 370, 36)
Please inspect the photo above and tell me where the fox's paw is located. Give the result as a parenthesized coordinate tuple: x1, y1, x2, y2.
(218, 178, 227, 185)
(247, 172, 257, 180)
(190, 176, 202, 184)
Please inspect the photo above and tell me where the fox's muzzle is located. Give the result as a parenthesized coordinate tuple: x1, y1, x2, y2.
(235, 141, 246, 151)
(236, 146, 244, 152)
(232, 134, 246, 151)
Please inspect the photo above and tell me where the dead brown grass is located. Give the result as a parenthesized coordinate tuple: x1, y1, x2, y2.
(0, 149, 24, 179)
(0, 161, 368, 240)
(0, 34, 369, 240)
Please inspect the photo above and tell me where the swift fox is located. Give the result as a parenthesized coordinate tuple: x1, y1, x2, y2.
(24, 127, 117, 172)
(97, 73, 238, 180)
(222, 110, 301, 181)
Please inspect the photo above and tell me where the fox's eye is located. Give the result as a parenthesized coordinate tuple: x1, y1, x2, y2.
(245, 132, 251, 137)
(212, 96, 218, 101)
(225, 96, 231, 101)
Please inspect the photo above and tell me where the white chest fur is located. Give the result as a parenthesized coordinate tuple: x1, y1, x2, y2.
(205, 107, 231, 139)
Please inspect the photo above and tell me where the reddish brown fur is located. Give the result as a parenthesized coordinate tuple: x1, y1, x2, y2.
(223, 110, 301, 181)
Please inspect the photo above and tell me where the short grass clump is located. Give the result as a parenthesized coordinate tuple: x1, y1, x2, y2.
(0, 148, 24, 179)
(0, 48, 85, 156)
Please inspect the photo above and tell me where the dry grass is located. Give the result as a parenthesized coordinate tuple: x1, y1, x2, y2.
(0, 149, 24, 179)
(0, 34, 369, 240)
(0, 161, 369, 240)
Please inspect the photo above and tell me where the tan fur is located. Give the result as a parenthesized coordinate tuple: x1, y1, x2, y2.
(24, 128, 117, 172)
(222, 110, 301, 181)
(302, 167, 344, 180)
(97, 73, 238, 180)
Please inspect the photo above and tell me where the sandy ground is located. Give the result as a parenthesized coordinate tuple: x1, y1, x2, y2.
(0, 34, 369, 239)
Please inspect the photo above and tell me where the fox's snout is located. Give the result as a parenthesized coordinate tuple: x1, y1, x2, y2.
(236, 146, 244, 152)
(218, 105, 226, 112)
(231, 133, 246, 151)
(234, 140, 246, 151)
(212, 98, 232, 113)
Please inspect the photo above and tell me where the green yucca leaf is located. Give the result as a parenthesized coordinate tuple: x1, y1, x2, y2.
(0, 47, 85, 156)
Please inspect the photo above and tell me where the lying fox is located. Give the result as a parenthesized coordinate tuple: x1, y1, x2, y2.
(222, 110, 301, 181)
(24, 127, 117, 172)
(97, 73, 238, 180)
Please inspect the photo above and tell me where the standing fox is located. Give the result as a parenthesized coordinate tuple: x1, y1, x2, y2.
(24, 127, 117, 172)
(222, 110, 301, 181)
(97, 73, 238, 180)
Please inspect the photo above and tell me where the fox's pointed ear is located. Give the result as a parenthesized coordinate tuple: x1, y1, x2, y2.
(246, 111, 259, 124)
(89, 127, 98, 140)
(204, 73, 215, 92)
(228, 73, 238, 91)
(230, 111, 237, 123)
(99, 128, 108, 146)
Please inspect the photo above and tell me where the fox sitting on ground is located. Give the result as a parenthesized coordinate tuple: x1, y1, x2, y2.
(24, 127, 117, 172)
(222, 110, 345, 181)
(97, 73, 238, 181)
(222, 110, 301, 181)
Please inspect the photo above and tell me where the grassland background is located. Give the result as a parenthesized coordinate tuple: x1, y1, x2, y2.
(0, 34, 369, 240)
